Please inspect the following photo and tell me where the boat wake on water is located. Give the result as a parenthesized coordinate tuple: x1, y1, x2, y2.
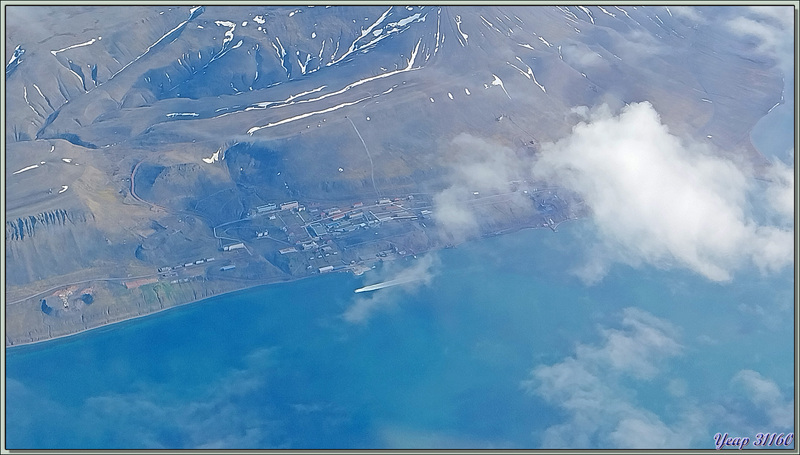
(354, 276, 423, 293)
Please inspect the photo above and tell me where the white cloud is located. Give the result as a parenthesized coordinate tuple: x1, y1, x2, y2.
(432, 133, 530, 243)
(578, 308, 682, 380)
(342, 290, 395, 324)
(343, 253, 439, 324)
(432, 188, 480, 242)
(523, 308, 793, 449)
(531, 101, 793, 284)
(6, 378, 74, 448)
(746, 6, 794, 29)
(560, 42, 604, 68)
(727, 16, 781, 52)
(726, 6, 794, 72)
(523, 308, 707, 449)
(763, 158, 795, 221)
(731, 369, 793, 429)
(608, 415, 684, 448)
(77, 346, 287, 448)
(617, 28, 669, 60)
(378, 424, 502, 448)
(670, 6, 705, 23)
(667, 378, 688, 397)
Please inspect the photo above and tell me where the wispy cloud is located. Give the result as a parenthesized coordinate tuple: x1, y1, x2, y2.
(522, 307, 706, 448)
(5, 346, 289, 449)
(559, 42, 604, 69)
(432, 188, 481, 242)
(79, 346, 287, 449)
(670, 6, 705, 23)
(530, 101, 793, 284)
(343, 253, 439, 324)
(431, 99, 791, 285)
(432, 134, 531, 243)
(726, 6, 794, 70)
(378, 424, 508, 449)
(763, 157, 795, 222)
(523, 306, 794, 449)
(6, 378, 74, 448)
(730, 369, 793, 429)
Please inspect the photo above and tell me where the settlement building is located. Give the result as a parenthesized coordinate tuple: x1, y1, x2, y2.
(281, 201, 299, 211)
(256, 203, 277, 213)
(223, 242, 245, 251)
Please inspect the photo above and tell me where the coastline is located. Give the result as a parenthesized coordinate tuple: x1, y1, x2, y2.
(6, 221, 566, 350)
(5, 267, 344, 350)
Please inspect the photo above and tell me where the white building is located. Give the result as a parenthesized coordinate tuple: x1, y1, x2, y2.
(223, 242, 245, 251)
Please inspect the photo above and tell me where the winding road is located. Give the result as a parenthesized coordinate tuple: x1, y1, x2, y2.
(346, 116, 381, 199)
(130, 160, 168, 212)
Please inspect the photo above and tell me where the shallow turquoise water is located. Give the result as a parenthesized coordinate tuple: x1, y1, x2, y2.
(750, 60, 794, 164)
(6, 221, 793, 449)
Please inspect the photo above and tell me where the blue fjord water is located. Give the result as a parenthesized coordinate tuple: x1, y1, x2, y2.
(5, 218, 793, 449)
(5, 80, 796, 445)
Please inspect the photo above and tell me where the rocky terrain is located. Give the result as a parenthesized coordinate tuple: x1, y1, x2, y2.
(4, 5, 785, 345)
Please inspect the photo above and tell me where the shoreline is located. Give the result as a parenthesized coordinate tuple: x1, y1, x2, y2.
(6, 221, 571, 350)
(5, 268, 344, 351)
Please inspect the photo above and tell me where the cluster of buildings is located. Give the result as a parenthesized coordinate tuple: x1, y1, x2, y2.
(169, 277, 194, 284)
(209, 195, 431, 278)
(254, 200, 301, 215)
(300, 197, 426, 239)
(158, 257, 216, 273)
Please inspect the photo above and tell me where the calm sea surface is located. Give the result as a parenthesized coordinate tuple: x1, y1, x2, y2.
(6, 218, 792, 449)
